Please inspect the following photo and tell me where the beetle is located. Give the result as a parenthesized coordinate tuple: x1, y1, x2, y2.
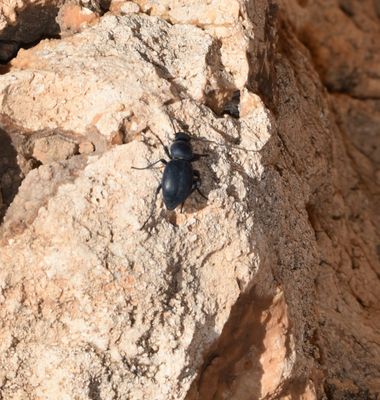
(132, 132, 208, 229)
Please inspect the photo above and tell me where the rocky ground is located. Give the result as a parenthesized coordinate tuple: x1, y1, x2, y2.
(0, 0, 379, 399)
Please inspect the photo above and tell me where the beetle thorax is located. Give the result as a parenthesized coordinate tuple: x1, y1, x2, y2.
(170, 140, 193, 160)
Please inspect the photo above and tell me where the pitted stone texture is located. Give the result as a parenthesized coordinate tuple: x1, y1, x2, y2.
(2, 14, 234, 139)
(0, 0, 379, 399)
(129, 0, 250, 89)
(0, 98, 294, 399)
(0, 0, 59, 63)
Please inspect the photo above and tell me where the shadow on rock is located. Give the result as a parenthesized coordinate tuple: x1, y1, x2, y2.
(185, 288, 273, 400)
(0, 128, 22, 223)
(0, 3, 61, 63)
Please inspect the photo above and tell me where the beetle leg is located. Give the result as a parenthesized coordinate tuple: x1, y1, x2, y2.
(164, 146, 172, 159)
(140, 184, 162, 230)
(132, 159, 167, 170)
(150, 132, 172, 159)
(192, 171, 208, 200)
(196, 187, 208, 200)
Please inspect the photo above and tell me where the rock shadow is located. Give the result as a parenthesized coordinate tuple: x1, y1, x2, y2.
(0, 3, 61, 64)
(0, 128, 22, 223)
(185, 288, 275, 400)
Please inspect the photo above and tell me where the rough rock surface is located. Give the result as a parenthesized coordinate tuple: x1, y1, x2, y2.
(0, 0, 62, 62)
(0, 0, 112, 62)
(0, 1, 379, 400)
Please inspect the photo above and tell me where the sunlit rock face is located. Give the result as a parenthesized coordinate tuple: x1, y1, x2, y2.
(0, 1, 378, 399)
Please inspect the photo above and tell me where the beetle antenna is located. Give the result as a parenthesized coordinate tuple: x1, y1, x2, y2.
(150, 130, 166, 149)
(168, 116, 179, 134)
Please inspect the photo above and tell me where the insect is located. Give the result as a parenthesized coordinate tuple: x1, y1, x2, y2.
(132, 132, 208, 229)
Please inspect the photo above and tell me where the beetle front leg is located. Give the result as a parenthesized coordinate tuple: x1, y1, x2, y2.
(163, 146, 172, 160)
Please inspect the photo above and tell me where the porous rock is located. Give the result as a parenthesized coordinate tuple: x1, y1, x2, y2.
(0, 1, 379, 400)
(0, 0, 63, 49)
(1, 14, 234, 139)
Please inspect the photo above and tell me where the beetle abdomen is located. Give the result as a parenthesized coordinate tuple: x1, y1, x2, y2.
(162, 160, 193, 210)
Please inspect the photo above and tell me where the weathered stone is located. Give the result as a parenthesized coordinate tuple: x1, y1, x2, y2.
(57, 4, 100, 35)
(32, 136, 78, 164)
(78, 141, 95, 154)
(2, 14, 234, 140)
(0, 1, 379, 399)
(110, 0, 140, 15)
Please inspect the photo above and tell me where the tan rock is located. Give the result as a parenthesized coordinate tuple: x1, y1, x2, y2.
(132, 0, 250, 89)
(3, 14, 234, 140)
(0, 1, 379, 400)
(78, 141, 95, 154)
(57, 4, 100, 35)
(0, 101, 275, 398)
(0, 0, 111, 55)
(32, 136, 78, 164)
(110, 0, 140, 15)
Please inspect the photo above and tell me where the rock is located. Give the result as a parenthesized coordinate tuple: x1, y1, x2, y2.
(132, 0, 250, 89)
(57, 4, 100, 35)
(0, 101, 274, 399)
(32, 135, 78, 164)
(0, 0, 111, 56)
(110, 0, 140, 15)
(78, 141, 95, 154)
(0, 1, 379, 400)
(2, 14, 234, 139)
(284, 0, 380, 98)
(0, 0, 62, 45)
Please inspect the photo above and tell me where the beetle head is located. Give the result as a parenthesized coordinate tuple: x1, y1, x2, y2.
(174, 132, 191, 142)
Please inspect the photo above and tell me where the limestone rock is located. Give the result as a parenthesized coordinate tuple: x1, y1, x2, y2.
(32, 136, 78, 164)
(109, 0, 140, 15)
(0, 1, 379, 400)
(0, 0, 63, 45)
(2, 14, 234, 140)
(0, 0, 110, 56)
(57, 4, 100, 35)
(131, 0, 250, 89)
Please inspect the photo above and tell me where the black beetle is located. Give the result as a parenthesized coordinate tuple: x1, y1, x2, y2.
(132, 132, 208, 229)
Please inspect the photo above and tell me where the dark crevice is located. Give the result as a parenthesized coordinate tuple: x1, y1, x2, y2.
(0, 0, 112, 66)
(0, 3, 62, 64)
(338, 0, 355, 17)
(246, 0, 280, 114)
(88, 376, 102, 400)
(222, 90, 240, 118)
(0, 128, 22, 223)
(185, 287, 275, 400)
